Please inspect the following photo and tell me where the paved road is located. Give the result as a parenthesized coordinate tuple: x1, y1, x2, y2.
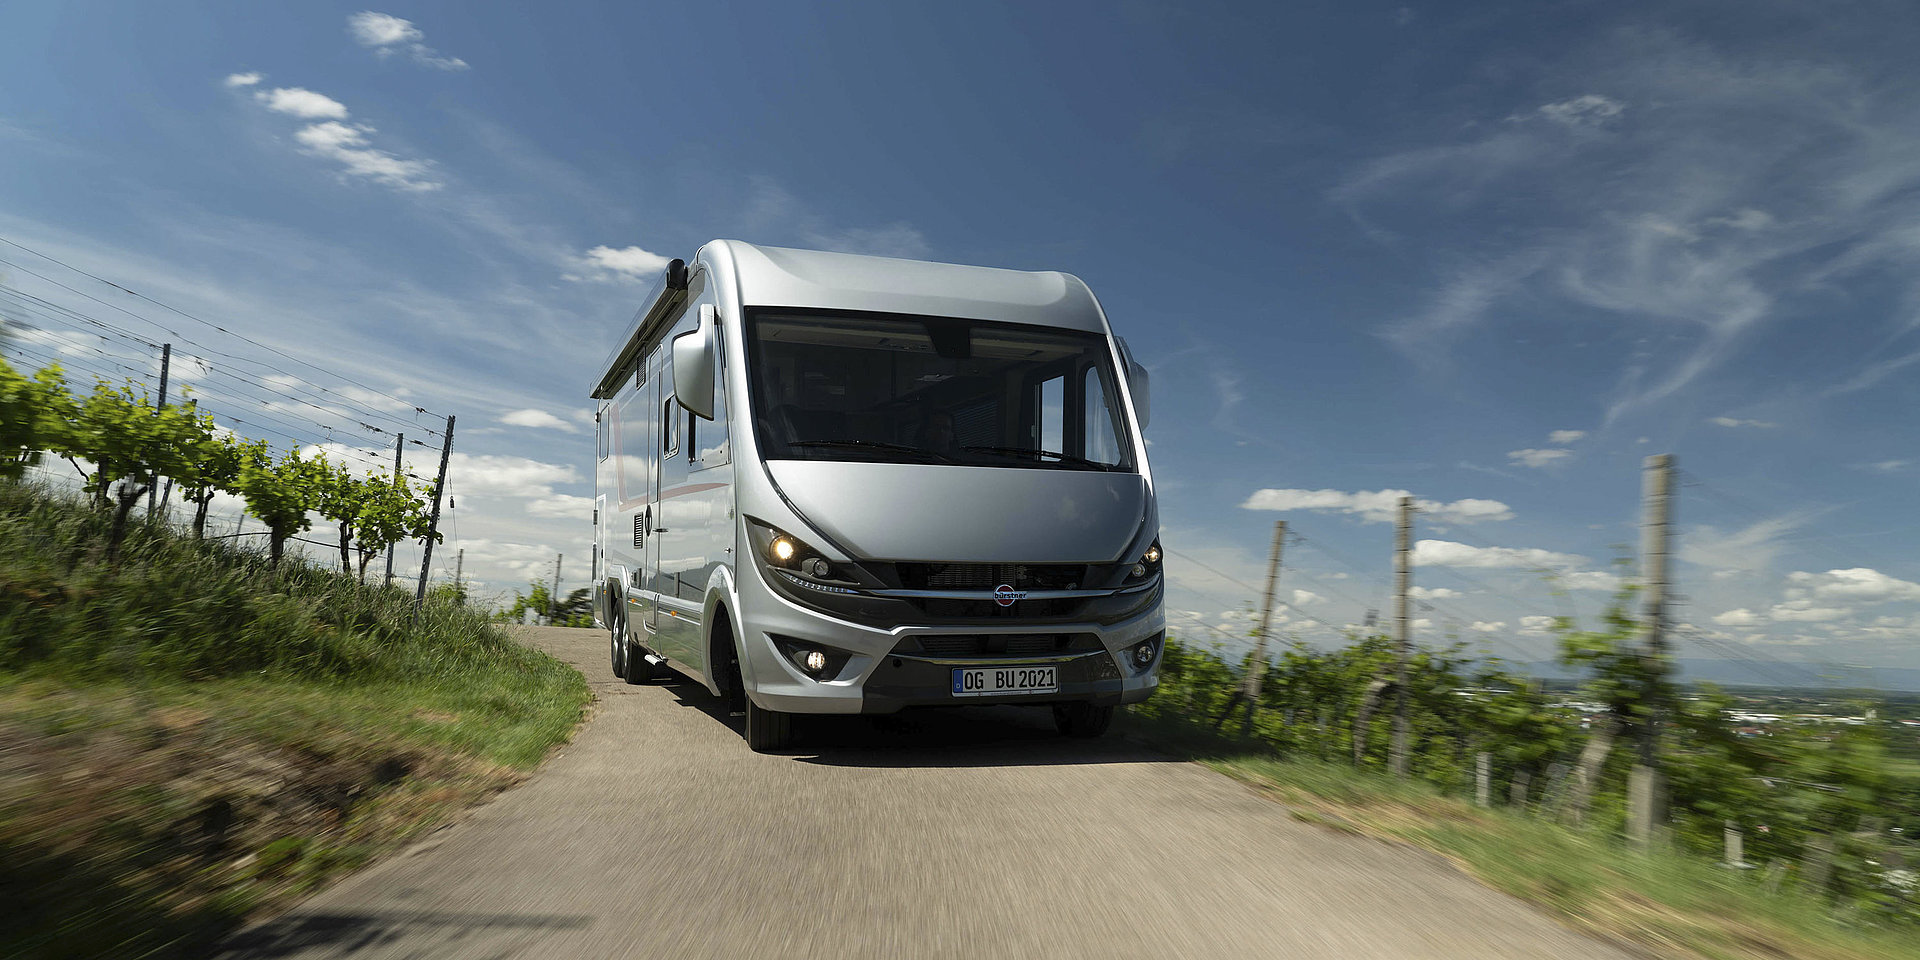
(223, 626, 1633, 959)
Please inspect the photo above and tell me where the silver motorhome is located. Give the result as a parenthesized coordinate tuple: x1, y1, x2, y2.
(590, 241, 1162, 751)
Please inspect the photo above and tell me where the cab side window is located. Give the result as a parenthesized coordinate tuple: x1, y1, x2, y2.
(662, 397, 679, 457)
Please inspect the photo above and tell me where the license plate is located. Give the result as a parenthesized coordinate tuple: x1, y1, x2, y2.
(952, 665, 1057, 697)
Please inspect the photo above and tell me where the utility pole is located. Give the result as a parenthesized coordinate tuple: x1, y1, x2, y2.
(1628, 454, 1675, 851)
(384, 432, 403, 588)
(148, 343, 170, 517)
(1390, 495, 1413, 778)
(1240, 520, 1287, 736)
(454, 548, 464, 603)
(413, 416, 455, 617)
(552, 553, 564, 624)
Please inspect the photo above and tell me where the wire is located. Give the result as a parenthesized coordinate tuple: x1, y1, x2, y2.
(0, 238, 445, 425)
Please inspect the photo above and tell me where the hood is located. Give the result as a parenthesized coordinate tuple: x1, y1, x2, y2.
(765, 461, 1147, 564)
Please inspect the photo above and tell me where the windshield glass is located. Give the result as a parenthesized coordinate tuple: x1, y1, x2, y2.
(745, 309, 1136, 472)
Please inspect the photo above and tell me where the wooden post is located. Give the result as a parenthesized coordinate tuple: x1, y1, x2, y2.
(384, 432, 403, 588)
(413, 415, 456, 618)
(1240, 520, 1286, 737)
(1475, 751, 1491, 808)
(1627, 454, 1674, 851)
(1390, 495, 1413, 778)
(1723, 820, 1746, 868)
(1509, 771, 1531, 808)
(147, 343, 170, 517)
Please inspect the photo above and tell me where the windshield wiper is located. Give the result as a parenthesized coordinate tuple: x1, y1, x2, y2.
(787, 439, 957, 463)
(961, 445, 1116, 471)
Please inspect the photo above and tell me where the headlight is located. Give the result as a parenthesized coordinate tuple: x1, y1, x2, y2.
(1129, 539, 1163, 580)
(747, 518, 857, 586)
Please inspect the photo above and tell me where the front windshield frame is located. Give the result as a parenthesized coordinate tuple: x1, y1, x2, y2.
(742, 307, 1138, 473)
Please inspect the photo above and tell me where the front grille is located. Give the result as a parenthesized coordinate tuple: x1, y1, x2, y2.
(895, 633, 1099, 658)
(897, 562, 1085, 591)
(908, 597, 1084, 619)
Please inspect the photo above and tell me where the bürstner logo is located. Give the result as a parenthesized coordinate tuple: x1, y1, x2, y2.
(993, 583, 1027, 608)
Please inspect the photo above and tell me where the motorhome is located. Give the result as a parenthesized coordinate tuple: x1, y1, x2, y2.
(590, 241, 1162, 751)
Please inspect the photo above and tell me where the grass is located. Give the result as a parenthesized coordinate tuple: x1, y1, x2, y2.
(0, 482, 590, 959)
(1120, 708, 1920, 960)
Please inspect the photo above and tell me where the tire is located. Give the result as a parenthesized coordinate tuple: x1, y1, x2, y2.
(1052, 701, 1115, 738)
(609, 596, 627, 680)
(745, 696, 794, 753)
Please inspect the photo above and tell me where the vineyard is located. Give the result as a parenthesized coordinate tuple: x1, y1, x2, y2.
(1, 354, 433, 572)
(1135, 617, 1920, 933)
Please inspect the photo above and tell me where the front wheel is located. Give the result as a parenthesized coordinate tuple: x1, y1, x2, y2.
(745, 696, 794, 753)
(1052, 701, 1115, 738)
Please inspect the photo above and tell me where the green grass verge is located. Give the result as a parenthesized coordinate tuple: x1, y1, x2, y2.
(1121, 709, 1920, 960)
(0, 483, 591, 959)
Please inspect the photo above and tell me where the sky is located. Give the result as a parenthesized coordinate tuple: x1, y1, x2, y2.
(2, 0, 1918, 681)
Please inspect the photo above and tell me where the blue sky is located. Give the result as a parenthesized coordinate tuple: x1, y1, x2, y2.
(3, 1, 1918, 677)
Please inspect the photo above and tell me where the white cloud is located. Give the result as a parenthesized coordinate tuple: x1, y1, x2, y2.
(527, 494, 592, 519)
(1681, 510, 1818, 574)
(1708, 416, 1777, 429)
(1289, 589, 1321, 606)
(1559, 570, 1623, 591)
(1410, 586, 1461, 599)
(1413, 539, 1586, 569)
(254, 87, 349, 120)
(1768, 599, 1851, 623)
(292, 121, 440, 192)
(448, 453, 580, 500)
(1518, 615, 1558, 636)
(1538, 94, 1625, 126)
(501, 408, 579, 433)
(1713, 608, 1763, 627)
(1786, 568, 1920, 603)
(1240, 488, 1513, 524)
(1547, 429, 1587, 444)
(348, 11, 469, 70)
(1508, 448, 1572, 468)
(1469, 620, 1507, 633)
(573, 244, 671, 282)
(348, 11, 422, 47)
(1413, 618, 1433, 630)
(224, 72, 263, 88)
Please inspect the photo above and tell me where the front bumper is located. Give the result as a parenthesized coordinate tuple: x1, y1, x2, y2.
(738, 557, 1163, 715)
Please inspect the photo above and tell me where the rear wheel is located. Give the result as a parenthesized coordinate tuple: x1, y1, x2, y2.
(1052, 701, 1115, 738)
(609, 595, 627, 680)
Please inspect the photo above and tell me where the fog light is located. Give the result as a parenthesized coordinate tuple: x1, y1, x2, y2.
(1131, 640, 1157, 668)
(1143, 543, 1161, 564)
(770, 537, 797, 564)
(803, 557, 832, 579)
(792, 649, 829, 675)
(1132, 562, 1147, 578)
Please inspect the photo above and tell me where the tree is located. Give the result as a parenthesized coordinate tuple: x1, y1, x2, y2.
(234, 446, 330, 566)
(349, 473, 431, 583)
(0, 357, 63, 480)
(316, 461, 369, 576)
(176, 432, 262, 539)
(50, 376, 211, 559)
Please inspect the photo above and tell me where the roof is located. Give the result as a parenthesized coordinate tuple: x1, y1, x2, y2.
(711, 240, 1109, 333)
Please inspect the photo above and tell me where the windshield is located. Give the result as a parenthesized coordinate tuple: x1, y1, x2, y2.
(745, 309, 1136, 472)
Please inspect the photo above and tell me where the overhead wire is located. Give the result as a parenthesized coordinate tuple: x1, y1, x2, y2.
(0, 237, 445, 427)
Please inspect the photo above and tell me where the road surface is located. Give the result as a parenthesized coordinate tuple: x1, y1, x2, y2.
(222, 626, 1633, 959)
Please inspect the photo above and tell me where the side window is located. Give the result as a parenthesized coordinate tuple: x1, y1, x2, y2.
(596, 407, 609, 461)
(1036, 375, 1064, 452)
(662, 397, 679, 457)
(1083, 366, 1122, 465)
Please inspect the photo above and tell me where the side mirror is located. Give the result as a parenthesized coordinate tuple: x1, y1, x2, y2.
(1117, 336, 1149, 428)
(672, 304, 717, 420)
